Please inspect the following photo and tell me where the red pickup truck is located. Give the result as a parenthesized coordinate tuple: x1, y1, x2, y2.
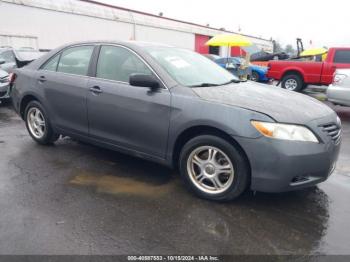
(267, 47, 350, 91)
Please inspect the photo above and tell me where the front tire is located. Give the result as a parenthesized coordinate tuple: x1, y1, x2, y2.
(250, 71, 260, 82)
(179, 135, 249, 201)
(25, 101, 59, 145)
(281, 74, 303, 92)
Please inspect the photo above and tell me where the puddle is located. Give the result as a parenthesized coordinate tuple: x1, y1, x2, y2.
(69, 170, 175, 197)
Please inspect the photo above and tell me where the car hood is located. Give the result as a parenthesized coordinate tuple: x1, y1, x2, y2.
(192, 81, 335, 124)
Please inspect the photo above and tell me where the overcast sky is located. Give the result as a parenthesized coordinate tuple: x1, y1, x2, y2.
(96, 0, 349, 49)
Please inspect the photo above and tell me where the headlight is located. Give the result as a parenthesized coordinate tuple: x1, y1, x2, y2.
(251, 121, 319, 143)
(336, 116, 341, 127)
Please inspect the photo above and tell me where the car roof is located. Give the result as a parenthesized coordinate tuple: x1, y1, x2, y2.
(61, 40, 175, 49)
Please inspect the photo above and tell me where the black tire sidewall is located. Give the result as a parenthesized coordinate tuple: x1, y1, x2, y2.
(25, 101, 56, 144)
(282, 74, 303, 92)
(179, 135, 249, 201)
(302, 83, 308, 90)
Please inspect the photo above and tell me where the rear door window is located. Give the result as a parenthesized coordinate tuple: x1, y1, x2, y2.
(57, 46, 94, 76)
(334, 50, 350, 63)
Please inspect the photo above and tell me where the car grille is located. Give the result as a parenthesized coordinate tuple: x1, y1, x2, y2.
(320, 123, 341, 145)
(0, 76, 9, 84)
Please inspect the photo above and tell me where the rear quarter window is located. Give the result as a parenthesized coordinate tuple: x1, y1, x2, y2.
(334, 50, 350, 64)
(41, 54, 60, 72)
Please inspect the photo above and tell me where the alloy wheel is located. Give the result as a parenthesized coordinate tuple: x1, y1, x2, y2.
(285, 79, 298, 90)
(27, 107, 46, 139)
(186, 146, 235, 194)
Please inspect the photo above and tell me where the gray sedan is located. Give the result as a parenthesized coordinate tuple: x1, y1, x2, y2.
(327, 69, 350, 106)
(10, 41, 341, 201)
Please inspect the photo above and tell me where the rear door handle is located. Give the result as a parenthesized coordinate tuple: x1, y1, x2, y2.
(89, 85, 103, 94)
(38, 75, 47, 83)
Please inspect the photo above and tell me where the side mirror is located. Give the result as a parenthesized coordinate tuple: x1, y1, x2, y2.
(129, 73, 160, 90)
(0, 59, 5, 65)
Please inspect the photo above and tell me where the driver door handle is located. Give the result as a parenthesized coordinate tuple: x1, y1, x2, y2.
(89, 85, 103, 94)
(38, 75, 47, 83)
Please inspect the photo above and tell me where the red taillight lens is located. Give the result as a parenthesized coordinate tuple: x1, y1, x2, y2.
(9, 73, 16, 85)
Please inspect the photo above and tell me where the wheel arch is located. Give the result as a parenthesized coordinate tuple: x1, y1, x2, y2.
(281, 69, 305, 82)
(19, 94, 42, 120)
(171, 125, 251, 180)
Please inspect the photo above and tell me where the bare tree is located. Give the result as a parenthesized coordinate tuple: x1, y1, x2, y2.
(273, 40, 283, 53)
(285, 44, 296, 56)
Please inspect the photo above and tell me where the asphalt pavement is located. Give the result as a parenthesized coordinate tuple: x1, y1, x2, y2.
(0, 96, 350, 255)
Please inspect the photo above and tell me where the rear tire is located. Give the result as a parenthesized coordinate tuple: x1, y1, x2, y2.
(179, 135, 249, 201)
(25, 101, 59, 145)
(281, 74, 303, 92)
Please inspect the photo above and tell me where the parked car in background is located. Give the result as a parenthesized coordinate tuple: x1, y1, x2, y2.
(248, 64, 269, 82)
(267, 47, 350, 92)
(11, 41, 341, 201)
(214, 57, 250, 79)
(202, 54, 221, 61)
(0, 47, 46, 72)
(0, 68, 10, 102)
(250, 51, 289, 62)
(214, 57, 269, 82)
(327, 69, 350, 106)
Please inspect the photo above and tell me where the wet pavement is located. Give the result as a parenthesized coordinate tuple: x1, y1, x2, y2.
(0, 97, 350, 255)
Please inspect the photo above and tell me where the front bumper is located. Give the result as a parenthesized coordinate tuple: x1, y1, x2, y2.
(326, 84, 350, 107)
(235, 115, 341, 193)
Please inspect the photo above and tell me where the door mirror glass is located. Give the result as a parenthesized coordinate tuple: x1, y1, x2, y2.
(129, 73, 159, 89)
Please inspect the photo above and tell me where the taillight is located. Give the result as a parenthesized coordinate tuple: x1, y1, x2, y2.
(267, 63, 271, 70)
(9, 73, 16, 85)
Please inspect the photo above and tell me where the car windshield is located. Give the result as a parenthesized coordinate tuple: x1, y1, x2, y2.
(145, 47, 239, 87)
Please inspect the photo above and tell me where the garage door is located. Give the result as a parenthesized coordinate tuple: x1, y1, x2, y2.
(195, 34, 209, 54)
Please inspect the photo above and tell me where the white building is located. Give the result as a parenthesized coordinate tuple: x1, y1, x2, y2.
(0, 0, 273, 56)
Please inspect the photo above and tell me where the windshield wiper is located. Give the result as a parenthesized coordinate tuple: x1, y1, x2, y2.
(189, 83, 220, 87)
(219, 79, 241, 85)
(189, 79, 241, 88)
